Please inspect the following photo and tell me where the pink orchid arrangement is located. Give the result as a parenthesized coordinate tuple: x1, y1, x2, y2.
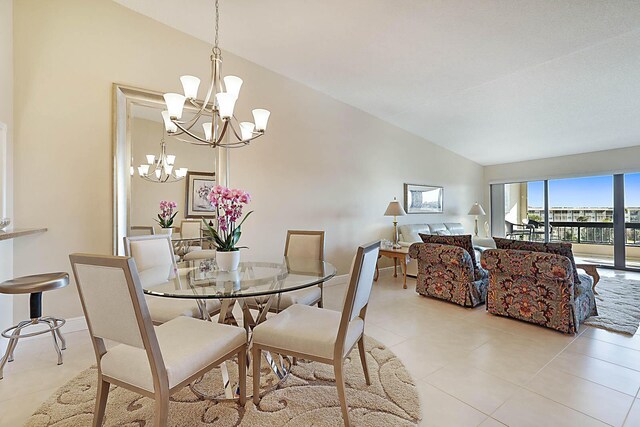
(155, 200, 178, 228)
(203, 185, 253, 252)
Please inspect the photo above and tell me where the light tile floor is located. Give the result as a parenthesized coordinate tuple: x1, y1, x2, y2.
(1, 268, 640, 426)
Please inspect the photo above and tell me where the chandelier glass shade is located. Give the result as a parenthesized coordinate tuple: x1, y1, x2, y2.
(162, 0, 270, 148)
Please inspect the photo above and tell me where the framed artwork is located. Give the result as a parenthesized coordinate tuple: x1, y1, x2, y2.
(185, 171, 216, 218)
(404, 184, 444, 214)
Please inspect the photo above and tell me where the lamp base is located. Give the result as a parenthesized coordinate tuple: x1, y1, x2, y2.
(392, 220, 401, 249)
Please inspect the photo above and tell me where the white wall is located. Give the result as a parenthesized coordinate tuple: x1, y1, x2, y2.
(0, 0, 13, 353)
(12, 0, 484, 321)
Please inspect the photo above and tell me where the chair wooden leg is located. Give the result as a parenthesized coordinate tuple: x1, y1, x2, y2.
(93, 377, 110, 427)
(292, 357, 298, 365)
(252, 345, 261, 405)
(318, 283, 324, 308)
(334, 360, 350, 427)
(154, 394, 169, 427)
(238, 347, 247, 406)
(357, 337, 370, 385)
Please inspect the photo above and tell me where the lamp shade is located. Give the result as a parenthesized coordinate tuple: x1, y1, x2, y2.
(163, 93, 186, 119)
(252, 109, 270, 131)
(468, 202, 486, 216)
(180, 75, 200, 99)
(215, 92, 236, 119)
(223, 76, 243, 98)
(161, 110, 177, 133)
(384, 199, 406, 216)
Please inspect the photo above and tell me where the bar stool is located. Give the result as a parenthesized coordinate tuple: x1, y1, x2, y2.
(0, 272, 69, 379)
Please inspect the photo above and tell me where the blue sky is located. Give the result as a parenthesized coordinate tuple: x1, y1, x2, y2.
(527, 174, 640, 208)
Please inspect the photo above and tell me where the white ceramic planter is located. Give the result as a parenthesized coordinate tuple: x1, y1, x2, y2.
(216, 250, 240, 272)
(159, 227, 173, 237)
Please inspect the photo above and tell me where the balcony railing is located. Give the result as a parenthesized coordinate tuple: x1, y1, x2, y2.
(539, 221, 640, 246)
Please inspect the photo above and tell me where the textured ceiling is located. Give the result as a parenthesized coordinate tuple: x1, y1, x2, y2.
(114, 0, 640, 165)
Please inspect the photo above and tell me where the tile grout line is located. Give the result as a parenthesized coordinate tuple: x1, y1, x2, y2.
(622, 387, 640, 427)
(579, 333, 640, 353)
(545, 354, 640, 398)
(486, 332, 580, 419)
(567, 342, 640, 373)
(512, 333, 632, 426)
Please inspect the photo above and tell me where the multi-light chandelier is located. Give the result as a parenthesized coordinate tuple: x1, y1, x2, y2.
(137, 122, 188, 183)
(161, 0, 270, 148)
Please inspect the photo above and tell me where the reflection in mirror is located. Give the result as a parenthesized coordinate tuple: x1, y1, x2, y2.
(113, 85, 218, 255)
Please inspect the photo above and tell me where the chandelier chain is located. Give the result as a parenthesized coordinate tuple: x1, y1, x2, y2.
(214, 0, 220, 52)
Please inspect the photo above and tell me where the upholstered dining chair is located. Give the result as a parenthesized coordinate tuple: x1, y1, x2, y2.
(278, 230, 326, 308)
(252, 241, 380, 427)
(180, 220, 202, 239)
(123, 235, 220, 325)
(130, 225, 155, 236)
(69, 254, 247, 427)
(183, 249, 218, 261)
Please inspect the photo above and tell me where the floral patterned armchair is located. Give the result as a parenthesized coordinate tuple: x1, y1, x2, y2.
(408, 243, 488, 307)
(481, 249, 598, 334)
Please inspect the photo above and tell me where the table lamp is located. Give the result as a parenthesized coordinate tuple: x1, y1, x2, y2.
(384, 197, 406, 248)
(468, 202, 486, 237)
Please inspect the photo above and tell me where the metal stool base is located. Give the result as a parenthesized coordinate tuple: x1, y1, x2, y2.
(0, 317, 66, 380)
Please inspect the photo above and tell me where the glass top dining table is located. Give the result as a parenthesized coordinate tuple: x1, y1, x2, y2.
(138, 256, 336, 401)
(139, 257, 337, 300)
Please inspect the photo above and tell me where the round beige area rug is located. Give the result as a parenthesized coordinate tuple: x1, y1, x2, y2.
(26, 337, 421, 426)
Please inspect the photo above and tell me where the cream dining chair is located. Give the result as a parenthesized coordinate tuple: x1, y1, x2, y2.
(123, 235, 220, 325)
(183, 249, 217, 261)
(179, 219, 202, 240)
(252, 241, 380, 427)
(281, 230, 325, 308)
(248, 230, 325, 313)
(69, 254, 247, 427)
(130, 225, 155, 236)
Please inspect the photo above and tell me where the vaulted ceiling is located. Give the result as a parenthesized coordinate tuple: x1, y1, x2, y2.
(114, 0, 640, 165)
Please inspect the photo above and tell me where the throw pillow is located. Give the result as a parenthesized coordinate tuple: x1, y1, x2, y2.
(493, 237, 580, 285)
(419, 233, 481, 278)
(493, 237, 546, 253)
(544, 242, 581, 286)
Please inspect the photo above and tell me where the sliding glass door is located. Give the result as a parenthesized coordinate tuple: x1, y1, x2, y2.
(502, 181, 547, 241)
(625, 173, 640, 268)
(548, 176, 614, 266)
(492, 172, 640, 271)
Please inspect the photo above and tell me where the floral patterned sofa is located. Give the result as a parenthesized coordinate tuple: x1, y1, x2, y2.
(481, 243, 598, 334)
(409, 235, 488, 307)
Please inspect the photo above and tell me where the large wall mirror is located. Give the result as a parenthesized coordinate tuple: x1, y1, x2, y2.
(113, 84, 218, 255)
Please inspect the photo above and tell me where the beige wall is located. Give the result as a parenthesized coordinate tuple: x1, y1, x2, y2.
(130, 117, 215, 231)
(13, 0, 484, 321)
(0, 0, 14, 353)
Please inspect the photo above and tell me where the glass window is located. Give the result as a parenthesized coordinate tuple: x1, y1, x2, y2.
(548, 176, 613, 265)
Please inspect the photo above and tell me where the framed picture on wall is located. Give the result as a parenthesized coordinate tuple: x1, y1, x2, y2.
(404, 184, 444, 214)
(185, 171, 216, 218)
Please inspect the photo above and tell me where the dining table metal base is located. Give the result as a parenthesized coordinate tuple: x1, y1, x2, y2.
(188, 295, 291, 401)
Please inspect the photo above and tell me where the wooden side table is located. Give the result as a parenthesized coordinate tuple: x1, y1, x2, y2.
(374, 247, 410, 289)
